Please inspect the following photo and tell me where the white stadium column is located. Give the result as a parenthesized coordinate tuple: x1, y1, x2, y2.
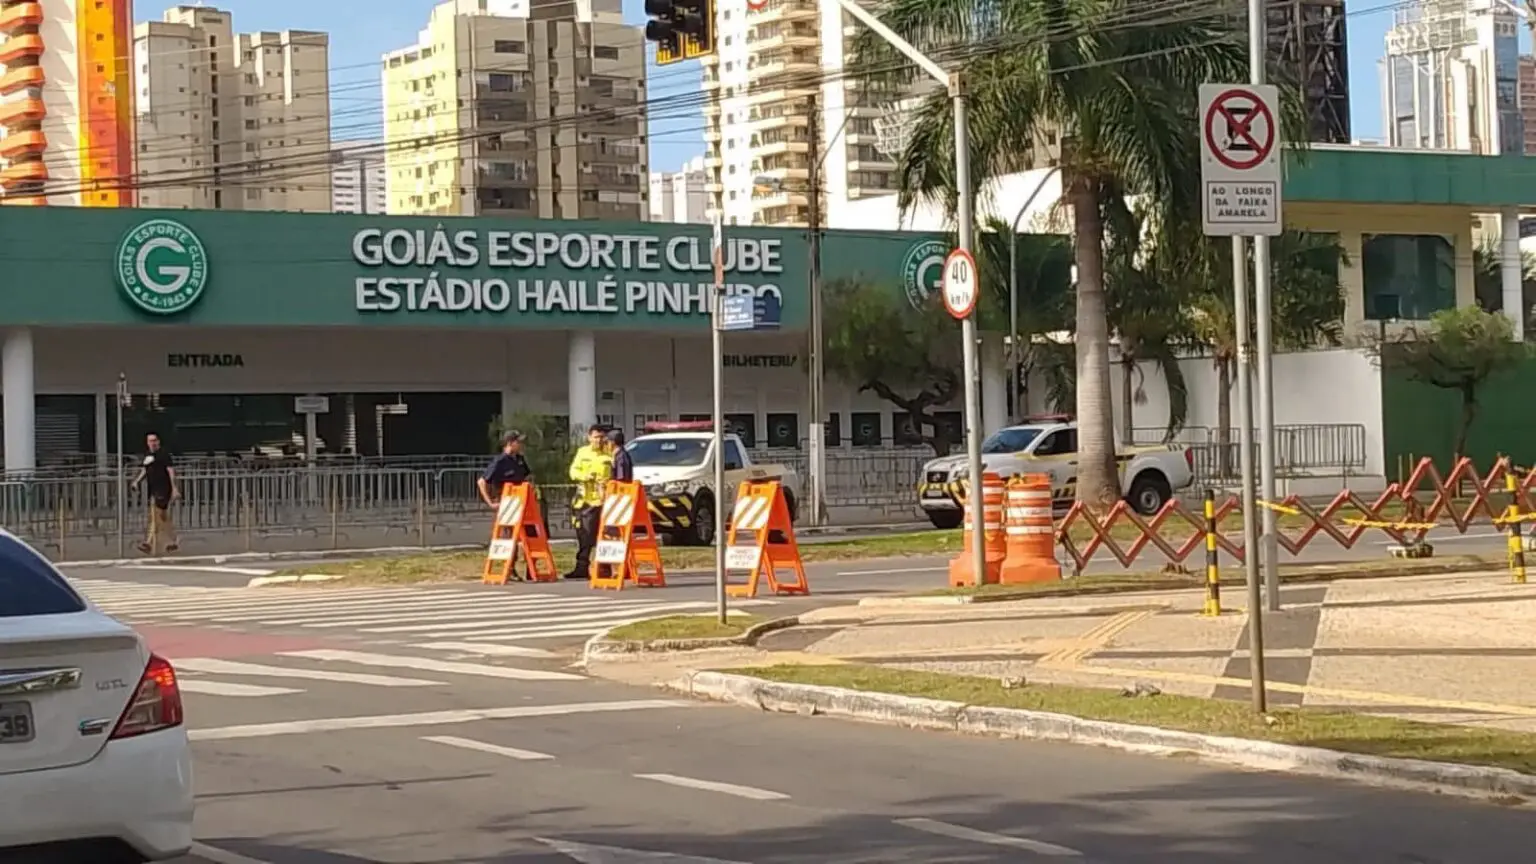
(980, 332, 1007, 435)
(1502, 208, 1525, 341)
(567, 330, 598, 435)
(2, 328, 36, 474)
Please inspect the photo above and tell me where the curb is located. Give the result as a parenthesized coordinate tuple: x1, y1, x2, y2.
(672, 672, 1536, 802)
(798, 522, 931, 538)
(582, 615, 801, 663)
(55, 544, 486, 569)
(245, 573, 349, 588)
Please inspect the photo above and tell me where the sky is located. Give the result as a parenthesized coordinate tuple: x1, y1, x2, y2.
(139, 1, 1528, 173)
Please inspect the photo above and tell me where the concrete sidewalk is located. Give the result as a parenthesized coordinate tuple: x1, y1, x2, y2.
(593, 569, 1536, 733)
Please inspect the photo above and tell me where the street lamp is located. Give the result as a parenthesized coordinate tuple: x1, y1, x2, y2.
(1006, 166, 1061, 422)
(833, 0, 985, 586)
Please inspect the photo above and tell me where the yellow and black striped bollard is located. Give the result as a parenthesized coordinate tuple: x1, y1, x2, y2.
(1506, 473, 1527, 584)
(1202, 489, 1221, 616)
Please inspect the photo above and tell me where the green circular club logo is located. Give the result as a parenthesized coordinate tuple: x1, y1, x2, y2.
(116, 219, 209, 315)
(900, 239, 948, 310)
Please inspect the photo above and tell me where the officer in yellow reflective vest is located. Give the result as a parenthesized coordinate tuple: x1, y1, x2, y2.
(564, 426, 613, 580)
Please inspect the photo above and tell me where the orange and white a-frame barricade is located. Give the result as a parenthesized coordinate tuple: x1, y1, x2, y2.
(723, 479, 810, 598)
(483, 482, 559, 584)
(589, 480, 667, 590)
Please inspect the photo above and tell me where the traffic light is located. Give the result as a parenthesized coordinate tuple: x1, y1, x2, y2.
(645, 0, 715, 66)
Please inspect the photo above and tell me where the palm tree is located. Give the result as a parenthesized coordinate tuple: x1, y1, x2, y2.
(852, 0, 1273, 508)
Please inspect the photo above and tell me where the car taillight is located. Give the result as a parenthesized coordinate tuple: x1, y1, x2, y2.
(110, 653, 184, 740)
(1184, 448, 1194, 471)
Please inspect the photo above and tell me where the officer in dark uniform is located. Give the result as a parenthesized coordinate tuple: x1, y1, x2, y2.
(479, 431, 533, 580)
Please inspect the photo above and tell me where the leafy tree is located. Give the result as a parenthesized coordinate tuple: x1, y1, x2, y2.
(822, 278, 965, 455)
(852, 0, 1304, 507)
(1472, 239, 1536, 330)
(973, 222, 1074, 414)
(1367, 306, 1530, 460)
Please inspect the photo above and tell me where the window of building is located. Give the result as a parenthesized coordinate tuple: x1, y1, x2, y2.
(1363, 233, 1453, 321)
(594, 45, 619, 60)
(494, 40, 525, 53)
(850, 412, 882, 447)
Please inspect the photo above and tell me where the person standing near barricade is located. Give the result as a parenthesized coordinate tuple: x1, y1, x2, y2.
(607, 428, 633, 482)
(564, 426, 613, 580)
(131, 433, 179, 556)
(478, 431, 532, 580)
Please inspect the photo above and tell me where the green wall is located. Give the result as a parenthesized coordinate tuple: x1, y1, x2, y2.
(1380, 360, 1536, 476)
(0, 207, 947, 332)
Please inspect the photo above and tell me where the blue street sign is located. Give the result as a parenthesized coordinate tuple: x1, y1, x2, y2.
(719, 294, 756, 331)
(753, 292, 782, 329)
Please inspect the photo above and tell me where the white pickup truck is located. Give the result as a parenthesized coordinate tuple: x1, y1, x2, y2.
(626, 422, 802, 546)
(916, 419, 1195, 529)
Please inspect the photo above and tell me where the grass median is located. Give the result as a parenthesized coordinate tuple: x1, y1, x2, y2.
(734, 663, 1536, 776)
(272, 530, 965, 586)
(605, 613, 765, 642)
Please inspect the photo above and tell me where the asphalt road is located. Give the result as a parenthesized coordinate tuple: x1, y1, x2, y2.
(138, 643, 1536, 863)
(39, 561, 1535, 862)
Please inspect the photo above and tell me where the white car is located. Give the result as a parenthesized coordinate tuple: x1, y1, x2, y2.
(0, 531, 194, 862)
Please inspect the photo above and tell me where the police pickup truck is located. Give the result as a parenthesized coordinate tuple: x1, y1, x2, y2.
(916, 417, 1195, 529)
(627, 422, 802, 546)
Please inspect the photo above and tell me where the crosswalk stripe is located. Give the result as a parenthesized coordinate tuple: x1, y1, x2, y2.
(88, 588, 445, 614)
(279, 649, 585, 682)
(409, 642, 557, 658)
(264, 596, 616, 628)
(196, 594, 576, 625)
(354, 602, 708, 635)
(176, 658, 445, 688)
(423, 735, 554, 761)
(180, 680, 303, 697)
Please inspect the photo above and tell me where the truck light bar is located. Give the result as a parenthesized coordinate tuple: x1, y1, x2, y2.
(1022, 413, 1074, 423)
(642, 421, 714, 433)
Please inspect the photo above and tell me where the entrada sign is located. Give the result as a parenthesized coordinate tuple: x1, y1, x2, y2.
(351, 227, 786, 316)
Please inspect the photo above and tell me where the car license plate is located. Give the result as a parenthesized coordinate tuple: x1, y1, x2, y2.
(0, 701, 34, 744)
(923, 489, 948, 498)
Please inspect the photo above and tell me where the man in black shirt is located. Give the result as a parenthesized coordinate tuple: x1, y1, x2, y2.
(479, 431, 533, 581)
(478, 431, 532, 507)
(131, 433, 179, 555)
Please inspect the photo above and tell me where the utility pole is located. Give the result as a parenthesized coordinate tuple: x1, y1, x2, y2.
(806, 91, 826, 527)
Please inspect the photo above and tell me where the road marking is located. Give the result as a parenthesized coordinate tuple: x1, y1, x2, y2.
(634, 773, 789, 801)
(190, 841, 277, 864)
(119, 564, 275, 576)
(537, 838, 749, 863)
(356, 602, 711, 634)
(175, 657, 443, 688)
(189, 699, 687, 740)
(423, 735, 554, 761)
(179, 680, 303, 697)
(834, 565, 945, 576)
(278, 648, 585, 681)
(260, 595, 585, 626)
(1037, 609, 1155, 667)
(411, 642, 557, 658)
(894, 818, 1082, 856)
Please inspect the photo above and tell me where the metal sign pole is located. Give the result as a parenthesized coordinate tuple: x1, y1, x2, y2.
(1249, 0, 1281, 612)
(115, 373, 127, 559)
(711, 213, 728, 625)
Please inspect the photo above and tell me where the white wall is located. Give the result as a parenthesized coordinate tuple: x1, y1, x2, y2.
(1051, 346, 1385, 477)
(830, 167, 1066, 233)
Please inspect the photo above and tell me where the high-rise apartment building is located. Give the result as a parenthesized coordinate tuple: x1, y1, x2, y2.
(648, 154, 707, 223)
(133, 6, 331, 212)
(381, 0, 647, 220)
(331, 140, 386, 213)
(1519, 54, 1536, 154)
(0, 0, 135, 207)
(1381, 0, 1522, 154)
(702, 0, 895, 228)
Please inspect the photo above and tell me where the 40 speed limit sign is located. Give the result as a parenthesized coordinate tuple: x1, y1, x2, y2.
(941, 248, 978, 319)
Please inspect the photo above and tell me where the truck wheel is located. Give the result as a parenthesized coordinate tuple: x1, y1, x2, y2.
(689, 493, 716, 546)
(1126, 471, 1173, 516)
(926, 510, 963, 530)
(783, 490, 799, 523)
